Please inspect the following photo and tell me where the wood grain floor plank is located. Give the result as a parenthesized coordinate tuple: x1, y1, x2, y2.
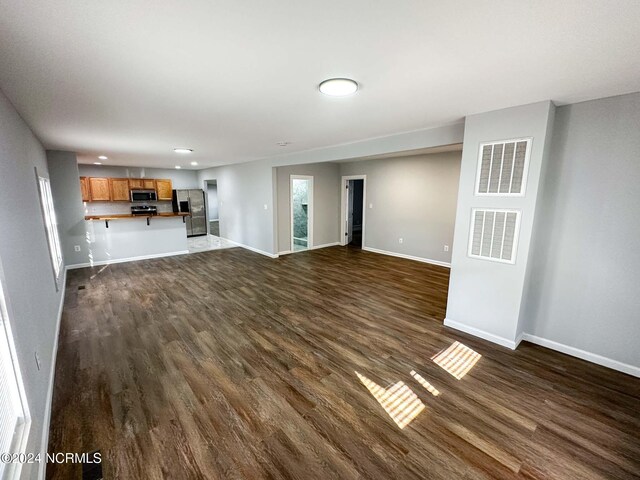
(47, 246, 640, 479)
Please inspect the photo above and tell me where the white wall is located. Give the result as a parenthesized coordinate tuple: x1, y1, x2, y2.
(0, 90, 64, 479)
(198, 161, 276, 256)
(446, 101, 555, 348)
(275, 163, 341, 252)
(47, 151, 87, 266)
(521, 93, 640, 373)
(339, 151, 461, 265)
(197, 123, 464, 255)
(77, 217, 188, 267)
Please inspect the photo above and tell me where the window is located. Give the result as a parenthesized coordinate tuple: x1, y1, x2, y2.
(475, 138, 531, 196)
(0, 273, 29, 479)
(38, 176, 63, 282)
(468, 209, 520, 264)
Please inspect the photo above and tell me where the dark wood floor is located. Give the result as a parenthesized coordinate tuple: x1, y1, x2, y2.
(48, 246, 640, 479)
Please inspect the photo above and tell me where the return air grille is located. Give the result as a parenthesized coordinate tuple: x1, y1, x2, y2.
(469, 209, 520, 264)
(476, 139, 530, 195)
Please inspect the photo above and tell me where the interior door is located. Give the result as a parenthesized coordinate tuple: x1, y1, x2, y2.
(347, 180, 354, 244)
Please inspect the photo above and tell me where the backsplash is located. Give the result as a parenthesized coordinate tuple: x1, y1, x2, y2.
(84, 201, 173, 215)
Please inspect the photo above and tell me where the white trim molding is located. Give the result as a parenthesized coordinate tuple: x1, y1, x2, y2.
(39, 266, 67, 480)
(363, 246, 451, 268)
(444, 318, 519, 349)
(66, 250, 190, 269)
(310, 241, 340, 251)
(278, 241, 341, 256)
(225, 240, 279, 259)
(340, 174, 367, 247)
(522, 334, 640, 378)
(290, 175, 314, 252)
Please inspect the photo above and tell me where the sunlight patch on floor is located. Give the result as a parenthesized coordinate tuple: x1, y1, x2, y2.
(356, 371, 425, 429)
(410, 370, 440, 396)
(432, 341, 481, 380)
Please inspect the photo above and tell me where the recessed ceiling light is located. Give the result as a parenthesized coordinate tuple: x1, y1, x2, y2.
(190, 161, 198, 166)
(94, 162, 102, 165)
(175, 165, 182, 169)
(98, 155, 108, 160)
(319, 78, 358, 97)
(174, 148, 193, 154)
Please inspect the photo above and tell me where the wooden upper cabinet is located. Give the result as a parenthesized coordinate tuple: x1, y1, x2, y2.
(80, 177, 90, 202)
(129, 178, 143, 189)
(155, 179, 173, 200)
(110, 178, 131, 201)
(143, 179, 156, 190)
(88, 177, 111, 201)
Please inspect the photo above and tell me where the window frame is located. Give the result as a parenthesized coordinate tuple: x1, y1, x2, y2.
(0, 262, 31, 480)
(36, 172, 63, 288)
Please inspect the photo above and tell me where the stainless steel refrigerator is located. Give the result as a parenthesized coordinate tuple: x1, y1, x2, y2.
(172, 189, 207, 237)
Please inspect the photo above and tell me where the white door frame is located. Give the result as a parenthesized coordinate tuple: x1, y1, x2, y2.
(202, 178, 218, 236)
(290, 175, 314, 251)
(340, 175, 366, 247)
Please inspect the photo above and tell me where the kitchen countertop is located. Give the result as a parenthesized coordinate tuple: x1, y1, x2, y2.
(85, 212, 190, 220)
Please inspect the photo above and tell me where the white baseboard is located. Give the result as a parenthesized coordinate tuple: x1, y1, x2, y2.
(39, 266, 67, 480)
(225, 240, 279, 258)
(522, 334, 640, 378)
(278, 242, 341, 256)
(444, 318, 519, 350)
(443, 319, 639, 377)
(66, 250, 190, 269)
(514, 332, 524, 348)
(362, 246, 451, 268)
(311, 241, 341, 250)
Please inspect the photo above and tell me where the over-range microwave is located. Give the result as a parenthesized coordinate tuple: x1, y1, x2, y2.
(130, 189, 157, 202)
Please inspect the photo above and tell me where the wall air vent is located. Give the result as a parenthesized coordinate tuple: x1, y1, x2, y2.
(475, 138, 531, 196)
(468, 209, 520, 264)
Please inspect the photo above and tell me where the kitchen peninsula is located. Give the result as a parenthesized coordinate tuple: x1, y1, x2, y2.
(46, 156, 203, 269)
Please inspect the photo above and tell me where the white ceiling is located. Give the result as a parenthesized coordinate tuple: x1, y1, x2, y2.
(1, 0, 639, 169)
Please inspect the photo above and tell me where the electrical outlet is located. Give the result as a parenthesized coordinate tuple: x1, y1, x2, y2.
(34, 351, 41, 371)
(74, 245, 81, 252)
(369, 203, 373, 209)
(399, 238, 404, 244)
(444, 245, 449, 252)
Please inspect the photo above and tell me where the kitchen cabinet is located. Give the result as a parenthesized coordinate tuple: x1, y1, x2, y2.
(155, 179, 173, 200)
(110, 178, 131, 201)
(89, 177, 111, 201)
(129, 178, 143, 189)
(80, 177, 90, 202)
(143, 179, 156, 189)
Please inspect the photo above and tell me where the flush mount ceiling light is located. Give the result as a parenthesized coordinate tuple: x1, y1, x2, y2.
(98, 155, 108, 160)
(319, 78, 358, 97)
(174, 148, 193, 154)
(190, 161, 198, 166)
(94, 162, 102, 165)
(175, 165, 181, 169)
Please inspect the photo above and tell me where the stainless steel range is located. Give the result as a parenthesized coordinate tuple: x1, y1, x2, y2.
(131, 205, 157, 215)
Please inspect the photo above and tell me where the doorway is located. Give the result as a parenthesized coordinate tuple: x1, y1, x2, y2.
(341, 175, 366, 248)
(290, 175, 313, 252)
(205, 180, 219, 236)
